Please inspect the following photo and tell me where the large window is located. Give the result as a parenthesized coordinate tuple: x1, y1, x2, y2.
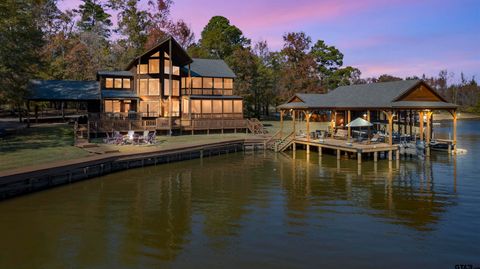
(164, 59, 180, 75)
(203, 78, 213, 89)
(139, 100, 159, 117)
(223, 100, 233, 113)
(149, 79, 160, 96)
(192, 77, 202, 88)
(149, 59, 160, 74)
(234, 100, 243, 113)
(214, 78, 223, 89)
(164, 79, 180, 96)
(139, 79, 148, 96)
(224, 78, 233, 89)
(138, 64, 148, 74)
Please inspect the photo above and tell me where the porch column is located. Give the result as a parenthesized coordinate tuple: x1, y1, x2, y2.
(387, 111, 393, 145)
(366, 110, 371, 138)
(306, 111, 311, 141)
(347, 110, 351, 139)
(426, 111, 433, 156)
(419, 111, 424, 141)
(292, 110, 296, 134)
(330, 110, 336, 138)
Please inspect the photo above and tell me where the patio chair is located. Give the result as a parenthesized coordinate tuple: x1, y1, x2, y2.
(146, 132, 156, 144)
(334, 129, 348, 140)
(139, 130, 149, 144)
(125, 130, 139, 145)
(112, 131, 124, 145)
(370, 133, 381, 143)
(318, 131, 326, 143)
(103, 131, 115, 144)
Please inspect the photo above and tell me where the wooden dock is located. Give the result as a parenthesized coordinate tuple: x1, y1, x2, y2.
(291, 137, 399, 163)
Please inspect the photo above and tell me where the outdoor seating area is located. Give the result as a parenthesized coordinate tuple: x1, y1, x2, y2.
(103, 130, 157, 145)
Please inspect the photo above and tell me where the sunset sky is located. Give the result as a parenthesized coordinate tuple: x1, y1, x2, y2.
(59, 0, 480, 81)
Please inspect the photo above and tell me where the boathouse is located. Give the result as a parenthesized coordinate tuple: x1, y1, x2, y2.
(276, 80, 458, 162)
(27, 36, 253, 135)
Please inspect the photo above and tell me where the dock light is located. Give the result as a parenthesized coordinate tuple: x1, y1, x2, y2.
(363, 113, 367, 118)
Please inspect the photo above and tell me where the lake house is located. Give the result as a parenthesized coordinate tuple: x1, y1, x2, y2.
(28, 36, 250, 134)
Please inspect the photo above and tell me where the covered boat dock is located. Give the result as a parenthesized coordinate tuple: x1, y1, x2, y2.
(275, 80, 458, 163)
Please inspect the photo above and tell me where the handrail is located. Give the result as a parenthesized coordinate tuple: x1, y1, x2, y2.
(265, 130, 281, 145)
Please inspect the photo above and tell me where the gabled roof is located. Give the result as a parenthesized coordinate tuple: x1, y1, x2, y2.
(125, 36, 192, 70)
(28, 80, 99, 101)
(184, 58, 236, 78)
(97, 70, 133, 77)
(278, 80, 457, 110)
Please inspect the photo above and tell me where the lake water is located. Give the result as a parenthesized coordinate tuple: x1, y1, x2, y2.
(1, 120, 479, 269)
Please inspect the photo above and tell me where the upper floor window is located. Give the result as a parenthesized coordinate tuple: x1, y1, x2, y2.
(105, 77, 131, 89)
(138, 64, 148, 74)
(224, 78, 233, 89)
(149, 59, 160, 74)
(138, 78, 160, 96)
(164, 59, 180, 75)
(164, 79, 180, 97)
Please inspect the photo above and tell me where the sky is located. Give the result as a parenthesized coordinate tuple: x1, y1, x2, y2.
(58, 0, 480, 81)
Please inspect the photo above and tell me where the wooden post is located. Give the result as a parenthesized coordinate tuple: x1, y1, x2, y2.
(374, 151, 378, 162)
(347, 110, 351, 139)
(452, 110, 457, 154)
(306, 144, 310, 155)
(318, 146, 322, 156)
(386, 111, 393, 145)
(337, 149, 341, 160)
(366, 110, 370, 138)
(357, 151, 362, 165)
(331, 110, 336, 138)
(388, 150, 392, 161)
(426, 111, 433, 156)
(419, 111, 424, 141)
(292, 110, 296, 134)
(396, 148, 400, 160)
(280, 110, 284, 137)
(307, 111, 311, 140)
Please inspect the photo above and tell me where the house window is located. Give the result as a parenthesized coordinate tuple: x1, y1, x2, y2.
(192, 77, 202, 88)
(164, 59, 171, 74)
(234, 100, 243, 113)
(114, 78, 122, 89)
(138, 64, 148, 74)
(223, 100, 233, 113)
(105, 78, 113, 88)
(203, 78, 213, 89)
(149, 79, 160, 96)
(224, 78, 233, 89)
(123, 79, 130, 89)
(214, 78, 223, 89)
(152, 52, 160, 57)
(164, 79, 180, 96)
(202, 100, 212, 114)
(192, 100, 201, 114)
(149, 59, 159, 74)
(139, 79, 148, 96)
(213, 100, 222, 114)
(140, 100, 159, 117)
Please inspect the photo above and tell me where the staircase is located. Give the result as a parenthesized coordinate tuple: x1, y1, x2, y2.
(247, 118, 267, 135)
(275, 132, 295, 152)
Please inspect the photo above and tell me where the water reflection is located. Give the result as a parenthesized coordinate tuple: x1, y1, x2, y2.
(0, 139, 469, 268)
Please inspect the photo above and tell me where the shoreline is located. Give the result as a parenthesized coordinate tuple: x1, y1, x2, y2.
(0, 139, 263, 200)
(433, 112, 480, 121)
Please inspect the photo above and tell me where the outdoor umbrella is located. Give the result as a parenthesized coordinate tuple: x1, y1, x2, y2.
(346, 117, 373, 141)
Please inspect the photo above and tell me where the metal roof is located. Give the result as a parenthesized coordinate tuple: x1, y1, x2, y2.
(279, 80, 457, 110)
(102, 90, 138, 99)
(28, 80, 99, 101)
(185, 58, 236, 78)
(97, 70, 133, 77)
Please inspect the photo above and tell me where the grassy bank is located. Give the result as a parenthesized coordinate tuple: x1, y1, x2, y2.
(0, 124, 91, 171)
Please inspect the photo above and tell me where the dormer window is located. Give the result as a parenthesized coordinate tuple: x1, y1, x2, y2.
(114, 78, 122, 88)
(106, 78, 114, 88)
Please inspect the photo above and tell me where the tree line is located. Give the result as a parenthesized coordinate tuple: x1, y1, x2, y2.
(1, 0, 479, 118)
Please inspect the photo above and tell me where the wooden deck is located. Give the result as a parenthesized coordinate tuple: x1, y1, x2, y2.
(292, 136, 399, 163)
